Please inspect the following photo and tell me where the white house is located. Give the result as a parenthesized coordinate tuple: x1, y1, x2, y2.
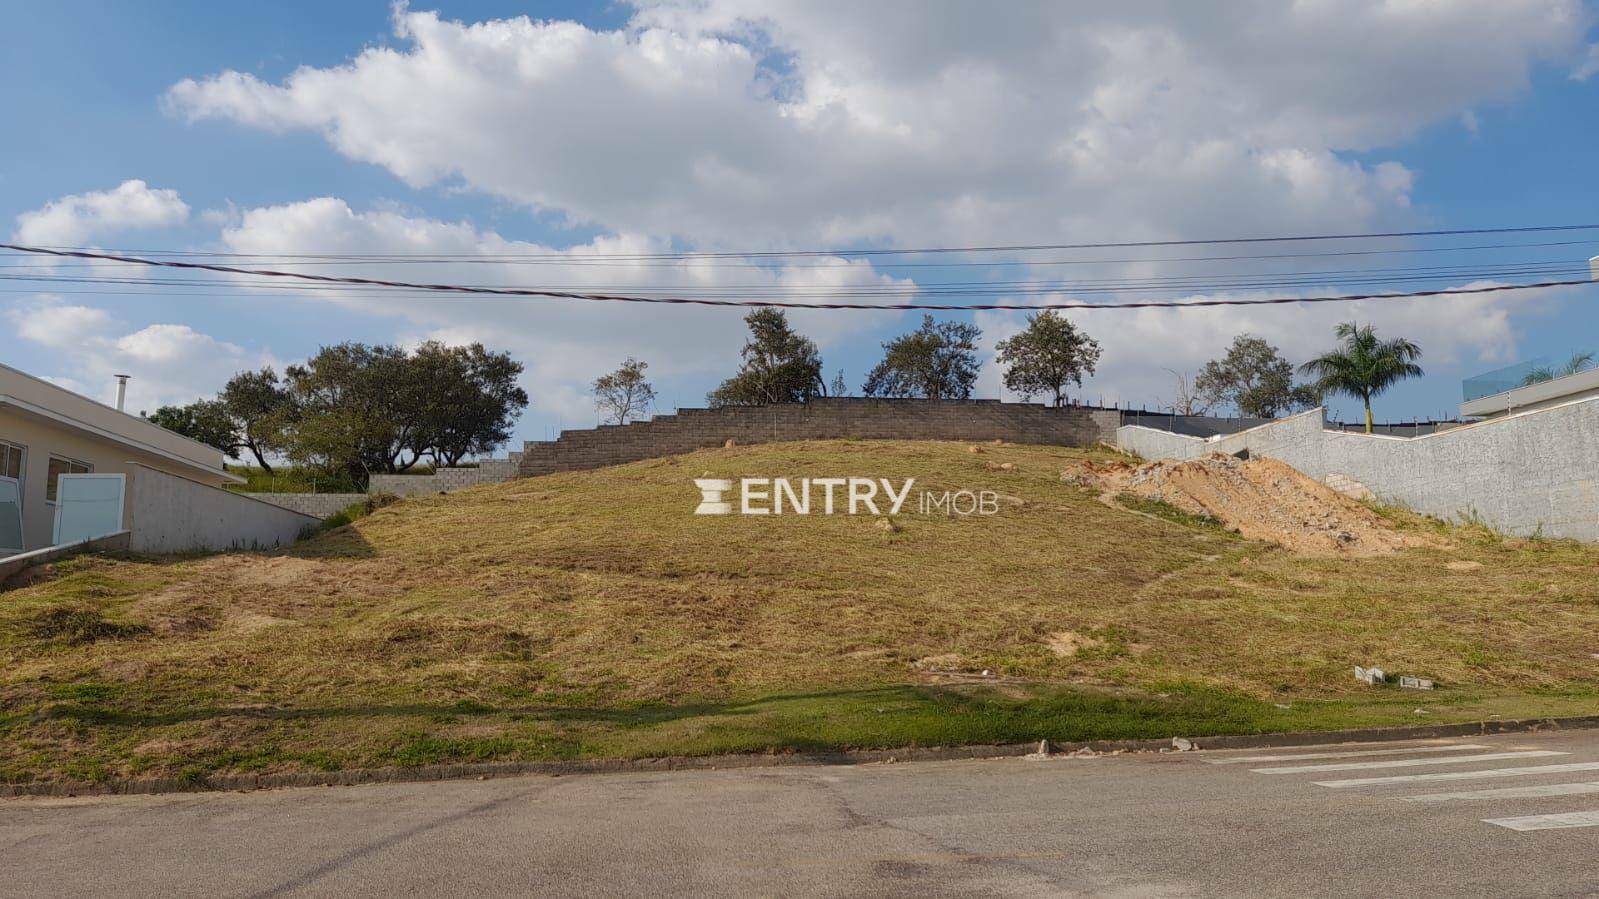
(0, 358, 268, 553)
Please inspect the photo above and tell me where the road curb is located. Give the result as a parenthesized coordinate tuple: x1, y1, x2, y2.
(6, 714, 1599, 799)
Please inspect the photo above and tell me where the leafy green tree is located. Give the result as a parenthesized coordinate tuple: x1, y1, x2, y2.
(147, 399, 240, 455)
(994, 311, 1101, 406)
(219, 368, 292, 474)
(1194, 334, 1320, 418)
(1299, 322, 1423, 433)
(863, 315, 982, 400)
(411, 341, 529, 466)
(282, 343, 417, 483)
(828, 369, 848, 398)
(593, 357, 657, 425)
(708, 309, 824, 406)
(282, 341, 528, 482)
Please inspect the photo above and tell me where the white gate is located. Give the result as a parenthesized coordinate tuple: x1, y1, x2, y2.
(51, 473, 126, 546)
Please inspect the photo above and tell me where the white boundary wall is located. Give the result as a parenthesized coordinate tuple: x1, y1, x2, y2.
(125, 464, 319, 553)
(1117, 400, 1599, 541)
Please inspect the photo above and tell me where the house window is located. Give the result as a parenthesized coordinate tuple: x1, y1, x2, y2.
(45, 455, 92, 504)
(0, 440, 23, 483)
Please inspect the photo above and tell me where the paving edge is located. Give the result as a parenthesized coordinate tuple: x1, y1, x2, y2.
(6, 714, 1599, 799)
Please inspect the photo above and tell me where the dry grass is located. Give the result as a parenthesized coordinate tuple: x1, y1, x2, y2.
(2, 439, 1598, 784)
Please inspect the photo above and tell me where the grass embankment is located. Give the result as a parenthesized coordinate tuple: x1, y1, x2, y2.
(4, 440, 1599, 785)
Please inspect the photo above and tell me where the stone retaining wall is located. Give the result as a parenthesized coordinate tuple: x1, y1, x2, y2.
(519, 398, 1120, 477)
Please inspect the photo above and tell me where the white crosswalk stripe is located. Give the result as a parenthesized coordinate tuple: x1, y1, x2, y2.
(1399, 782, 1599, 803)
(1204, 743, 1490, 765)
(1483, 810, 1599, 832)
(1219, 737, 1599, 836)
(1314, 760, 1599, 789)
(1250, 750, 1566, 775)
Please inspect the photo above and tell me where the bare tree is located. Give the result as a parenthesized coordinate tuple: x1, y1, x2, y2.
(1162, 368, 1211, 415)
(593, 358, 657, 425)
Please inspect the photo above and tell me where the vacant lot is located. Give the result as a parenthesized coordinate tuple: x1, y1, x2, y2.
(3, 440, 1597, 785)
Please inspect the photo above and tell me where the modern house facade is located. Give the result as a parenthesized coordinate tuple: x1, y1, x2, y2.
(1458, 257, 1599, 418)
(0, 362, 243, 554)
(1460, 362, 1599, 420)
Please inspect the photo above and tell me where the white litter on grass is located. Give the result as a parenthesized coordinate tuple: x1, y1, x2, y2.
(1354, 665, 1386, 685)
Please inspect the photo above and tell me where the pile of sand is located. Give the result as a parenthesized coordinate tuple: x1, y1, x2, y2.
(1065, 453, 1432, 556)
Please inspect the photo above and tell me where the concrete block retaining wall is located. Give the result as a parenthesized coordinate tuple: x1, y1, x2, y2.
(248, 493, 368, 519)
(518, 398, 1121, 477)
(1117, 400, 1599, 541)
(369, 454, 522, 497)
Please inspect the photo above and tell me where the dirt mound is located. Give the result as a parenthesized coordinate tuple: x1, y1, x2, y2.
(1065, 453, 1431, 555)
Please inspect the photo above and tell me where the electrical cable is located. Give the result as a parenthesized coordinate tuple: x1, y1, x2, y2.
(1, 242, 1592, 311)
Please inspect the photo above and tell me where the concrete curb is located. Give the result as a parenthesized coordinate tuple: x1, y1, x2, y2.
(6, 714, 1598, 799)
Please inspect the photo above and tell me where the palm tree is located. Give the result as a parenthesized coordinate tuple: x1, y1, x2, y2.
(1298, 322, 1423, 434)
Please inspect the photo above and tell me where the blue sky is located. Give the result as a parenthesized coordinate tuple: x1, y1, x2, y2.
(5, 1, 1599, 446)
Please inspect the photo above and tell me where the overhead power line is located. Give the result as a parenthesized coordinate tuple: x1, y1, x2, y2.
(27, 223, 1599, 261)
(0, 242, 1592, 312)
(0, 262, 1592, 299)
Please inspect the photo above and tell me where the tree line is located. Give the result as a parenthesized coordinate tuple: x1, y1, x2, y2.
(594, 310, 1425, 434)
(152, 315, 1425, 483)
(150, 341, 528, 487)
(592, 308, 1105, 425)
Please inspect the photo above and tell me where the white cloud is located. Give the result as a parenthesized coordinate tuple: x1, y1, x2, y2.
(217, 198, 906, 416)
(215, 197, 1572, 424)
(10, 296, 117, 348)
(974, 280, 1569, 414)
(165, 2, 1586, 250)
(153, 3, 1594, 421)
(6, 296, 274, 416)
(1573, 42, 1599, 79)
(13, 180, 190, 246)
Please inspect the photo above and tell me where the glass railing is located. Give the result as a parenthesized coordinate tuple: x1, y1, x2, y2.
(1462, 351, 1598, 402)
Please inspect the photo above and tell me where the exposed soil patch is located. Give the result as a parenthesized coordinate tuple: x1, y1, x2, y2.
(216, 556, 332, 589)
(1047, 631, 1104, 657)
(1066, 453, 1435, 556)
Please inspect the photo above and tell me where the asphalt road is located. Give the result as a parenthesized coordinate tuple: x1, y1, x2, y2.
(6, 728, 1599, 898)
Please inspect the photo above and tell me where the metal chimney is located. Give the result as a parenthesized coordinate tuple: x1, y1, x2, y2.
(114, 374, 130, 412)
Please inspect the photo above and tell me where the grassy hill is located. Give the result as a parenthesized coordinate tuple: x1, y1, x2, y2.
(4, 439, 1599, 785)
